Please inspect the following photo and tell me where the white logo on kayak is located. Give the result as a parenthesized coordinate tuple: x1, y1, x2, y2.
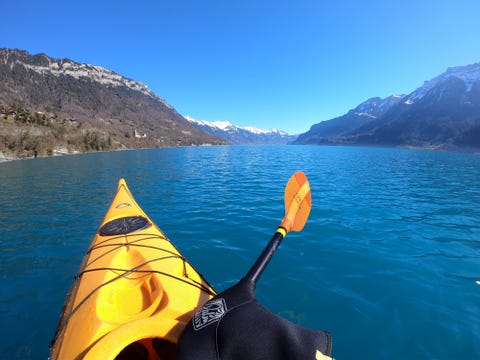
(193, 298, 227, 330)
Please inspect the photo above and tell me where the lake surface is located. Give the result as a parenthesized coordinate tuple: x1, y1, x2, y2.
(1, 145, 479, 359)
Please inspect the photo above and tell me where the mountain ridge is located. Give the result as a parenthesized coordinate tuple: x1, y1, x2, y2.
(293, 61, 480, 150)
(293, 95, 406, 143)
(0, 48, 225, 159)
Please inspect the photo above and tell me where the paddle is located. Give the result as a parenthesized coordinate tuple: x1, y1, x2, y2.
(177, 171, 332, 360)
(244, 170, 312, 285)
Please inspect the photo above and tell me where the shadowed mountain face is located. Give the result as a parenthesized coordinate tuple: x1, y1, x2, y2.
(293, 62, 480, 150)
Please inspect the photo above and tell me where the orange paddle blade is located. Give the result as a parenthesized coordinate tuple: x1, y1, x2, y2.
(280, 171, 312, 233)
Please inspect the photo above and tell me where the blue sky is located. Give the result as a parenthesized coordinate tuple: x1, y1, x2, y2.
(1, 0, 479, 134)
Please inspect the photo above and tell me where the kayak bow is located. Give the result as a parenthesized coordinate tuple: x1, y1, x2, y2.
(50, 179, 215, 360)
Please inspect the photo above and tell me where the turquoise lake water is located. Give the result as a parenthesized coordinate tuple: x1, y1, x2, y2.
(1, 145, 479, 359)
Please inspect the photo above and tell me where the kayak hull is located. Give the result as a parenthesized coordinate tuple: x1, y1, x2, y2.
(50, 179, 215, 359)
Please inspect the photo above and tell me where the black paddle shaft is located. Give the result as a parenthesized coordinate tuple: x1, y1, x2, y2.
(243, 229, 285, 286)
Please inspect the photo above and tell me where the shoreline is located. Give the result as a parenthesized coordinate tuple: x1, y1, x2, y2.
(0, 143, 222, 164)
(0, 148, 82, 163)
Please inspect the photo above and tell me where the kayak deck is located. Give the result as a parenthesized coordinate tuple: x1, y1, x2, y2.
(50, 179, 215, 359)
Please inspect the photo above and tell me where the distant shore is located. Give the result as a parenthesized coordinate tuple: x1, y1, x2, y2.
(1, 143, 478, 164)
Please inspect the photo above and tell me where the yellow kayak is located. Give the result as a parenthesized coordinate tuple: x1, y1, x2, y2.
(50, 179, 215, 359)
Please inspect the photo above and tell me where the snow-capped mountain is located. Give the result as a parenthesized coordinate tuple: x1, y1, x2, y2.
(185, 116, 297, 145)
(405, 62, 480, 104)
(294, 61, 480, 150)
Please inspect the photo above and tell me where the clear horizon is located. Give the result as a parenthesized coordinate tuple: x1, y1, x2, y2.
(1, 0, 479, 134)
